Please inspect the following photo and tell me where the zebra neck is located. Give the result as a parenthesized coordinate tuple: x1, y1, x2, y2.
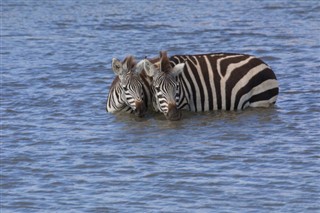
(177, 76, 189, 110)
(106, 83, 128, 113)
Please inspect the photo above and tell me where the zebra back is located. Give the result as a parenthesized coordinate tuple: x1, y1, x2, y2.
(168, 53, 279, 111)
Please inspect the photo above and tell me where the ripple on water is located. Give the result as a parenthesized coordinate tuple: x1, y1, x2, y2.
(2, 0, 320, 212)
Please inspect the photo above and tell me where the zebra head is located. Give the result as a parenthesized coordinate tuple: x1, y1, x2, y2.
(110, 56, 147, 117)
(144, 51, 185, 121)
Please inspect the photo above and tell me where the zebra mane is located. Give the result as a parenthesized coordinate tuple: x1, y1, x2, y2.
(123, 55, 136, 71)
(145, 56, 160, 64)
(159, 51, 172, 73)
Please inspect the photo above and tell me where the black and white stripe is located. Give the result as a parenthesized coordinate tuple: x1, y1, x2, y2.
(144, 52, 279, 120)
(106, 56, 152, 117)
(106, 77, 132, 113)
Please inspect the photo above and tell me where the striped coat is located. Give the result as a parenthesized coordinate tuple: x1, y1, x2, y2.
(144, 51, 279, 120)
(106, 56, 153, 117)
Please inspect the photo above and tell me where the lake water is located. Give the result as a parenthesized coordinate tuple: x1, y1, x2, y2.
(2, 0, 320, 212)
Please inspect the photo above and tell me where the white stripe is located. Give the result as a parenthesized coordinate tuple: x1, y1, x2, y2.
(186, 56, 209, 111)
(249, 96, 278, 108)
(181, 72, 194, 110)
(220, 55, 254, 110)
(231, 63, 268, 109)
(237, 79, 278, 109)
(204, 55, 217, 110)
(172, 57, 189, 109)
(182, 57, 199, 111)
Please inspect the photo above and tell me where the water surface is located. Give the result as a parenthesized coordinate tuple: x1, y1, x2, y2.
(2, 0, 320, 212)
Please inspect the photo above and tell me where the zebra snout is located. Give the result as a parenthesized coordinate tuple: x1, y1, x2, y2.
(165, 103, 181, 121)
(134, 101, 146, 117)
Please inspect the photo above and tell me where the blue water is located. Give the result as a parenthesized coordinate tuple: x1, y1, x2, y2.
(2, 0, 320, 212)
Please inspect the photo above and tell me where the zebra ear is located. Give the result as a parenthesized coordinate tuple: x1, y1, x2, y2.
(143, 59, 158, 77)
(135, 59, 144, 74)
(171, 63, 185, 76)
(112, 58, 124, 76)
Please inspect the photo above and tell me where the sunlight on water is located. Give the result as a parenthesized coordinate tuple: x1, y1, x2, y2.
(2, 0, 320, 212)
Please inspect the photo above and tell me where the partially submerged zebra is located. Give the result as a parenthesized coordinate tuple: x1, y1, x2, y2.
(143, 51, 279, 120)
(106, 55, 153, 117)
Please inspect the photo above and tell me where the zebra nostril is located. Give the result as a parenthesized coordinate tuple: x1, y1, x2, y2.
(134, 101, 146, 117)
(165, 103, 181, 120)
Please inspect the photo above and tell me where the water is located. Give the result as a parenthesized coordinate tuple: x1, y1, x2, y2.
(2, 0, 320, 212)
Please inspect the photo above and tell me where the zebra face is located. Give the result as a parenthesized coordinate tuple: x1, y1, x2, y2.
(144, 51, 185, 121)
(152, 73, 182, 120)
(120, 72, 146, 116)
(111, 57, 147, 117)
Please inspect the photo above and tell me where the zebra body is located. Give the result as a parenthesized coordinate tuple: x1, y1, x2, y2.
(144, 51, 279, 120)
(106, 56, 152, 117)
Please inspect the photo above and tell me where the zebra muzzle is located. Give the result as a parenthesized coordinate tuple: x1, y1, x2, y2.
(134, 101, 146, 117)
(165, 103, 181, 121)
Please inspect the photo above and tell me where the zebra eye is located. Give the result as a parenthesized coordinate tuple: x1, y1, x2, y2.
(123, 85, 128, 91)
(155, 86, 160, 92)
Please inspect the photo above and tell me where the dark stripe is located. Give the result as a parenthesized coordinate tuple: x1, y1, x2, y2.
(195, 55, 213, 110)
(203, 56, 214, 110)
(242, 88, 279, 109)
(169, 53, 277, 112)
(210, 55, 222, 109)
(220, 55, 249, 77)
(234, 68, 277, 109)
(186, 56, 205, 112)
(175, 56, 198, 111)
(125, 107, 132, 112)
(179, 75, 191, 107)
(126, 96, 134, 101)
(141, 74, 151, 109)
(170, 56, 181, 66)
(142, 86, 148, 109)
(225, 57, 264, 110)
(159, 99, 167, 104)
(115, 87, 121, 102)
(171, 56, 191, 109)
(178, 102, 189, 110)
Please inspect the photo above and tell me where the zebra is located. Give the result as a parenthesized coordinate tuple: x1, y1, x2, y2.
(106, 55, 153, 117)
(143, 51, 279, 120)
